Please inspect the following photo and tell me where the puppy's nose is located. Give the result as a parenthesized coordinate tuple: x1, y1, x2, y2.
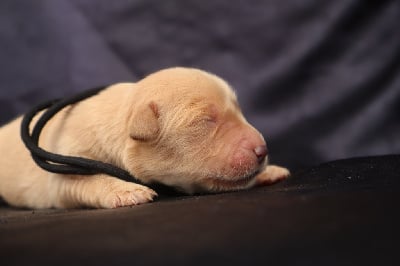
(254, 145, 268, 164)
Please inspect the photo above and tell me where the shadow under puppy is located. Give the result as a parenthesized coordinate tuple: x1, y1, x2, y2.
(0, 67, 289, 209)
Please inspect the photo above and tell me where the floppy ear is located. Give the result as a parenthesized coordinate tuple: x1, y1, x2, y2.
(129, 101, 160, 141)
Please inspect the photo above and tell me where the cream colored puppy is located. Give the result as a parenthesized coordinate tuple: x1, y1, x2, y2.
(0, 67, 289, 209)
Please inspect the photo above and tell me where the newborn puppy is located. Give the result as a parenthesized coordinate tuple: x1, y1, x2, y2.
(0, 67, 289, 209)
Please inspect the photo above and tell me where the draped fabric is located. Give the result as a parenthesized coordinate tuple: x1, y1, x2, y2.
(1, 0, 399, 169)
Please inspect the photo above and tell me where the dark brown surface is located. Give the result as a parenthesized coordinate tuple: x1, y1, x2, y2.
(1, 155, 399, 266)
(1, 0, 400, 170)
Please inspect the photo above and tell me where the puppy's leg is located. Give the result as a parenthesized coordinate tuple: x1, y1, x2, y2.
(55, 174, 157, 208)
(255, 165, 290, 186)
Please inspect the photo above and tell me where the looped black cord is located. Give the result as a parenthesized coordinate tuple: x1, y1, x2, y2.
(20, 86, 144, 185)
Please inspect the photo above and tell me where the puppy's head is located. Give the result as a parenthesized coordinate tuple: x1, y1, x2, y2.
(123, 67, 268, 193)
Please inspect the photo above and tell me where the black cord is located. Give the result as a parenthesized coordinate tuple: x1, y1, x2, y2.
(20, 86, 144, 185)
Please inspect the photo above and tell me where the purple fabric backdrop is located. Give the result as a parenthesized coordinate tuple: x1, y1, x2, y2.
(1, 0, 399, 169)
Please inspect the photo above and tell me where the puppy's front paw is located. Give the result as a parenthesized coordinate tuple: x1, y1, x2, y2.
(102, 183, 158, 209)
(256, 165, 290, 186)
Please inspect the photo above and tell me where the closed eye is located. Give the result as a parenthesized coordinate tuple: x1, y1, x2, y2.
(188, 115, 217, 129)
(187, 104, 219, 127)
(205, 116, 217, 123)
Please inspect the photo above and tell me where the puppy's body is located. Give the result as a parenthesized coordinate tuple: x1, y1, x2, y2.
(0, 67, 289, 209)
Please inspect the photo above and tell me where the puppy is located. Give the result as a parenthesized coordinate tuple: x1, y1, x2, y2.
(0, 67, 289, 209)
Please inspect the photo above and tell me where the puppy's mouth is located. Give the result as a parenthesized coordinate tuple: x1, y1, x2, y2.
(205, 169, 260, 191)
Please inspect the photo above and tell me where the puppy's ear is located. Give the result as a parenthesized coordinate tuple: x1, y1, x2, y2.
(129, 101, 160, 141)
